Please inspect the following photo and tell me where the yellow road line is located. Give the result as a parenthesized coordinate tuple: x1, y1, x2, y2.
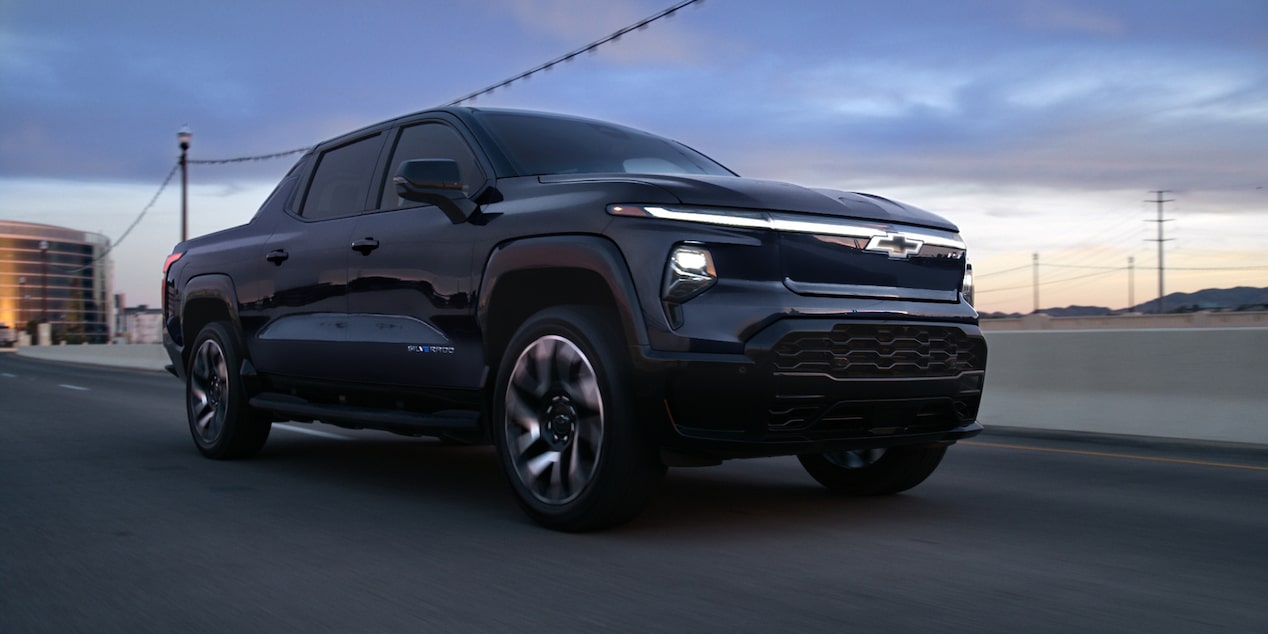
(961, 441, 1268, 473)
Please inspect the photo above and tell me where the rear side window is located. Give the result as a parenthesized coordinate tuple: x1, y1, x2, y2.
(300, 135, 382, 220)
(378, 123, 485, 211)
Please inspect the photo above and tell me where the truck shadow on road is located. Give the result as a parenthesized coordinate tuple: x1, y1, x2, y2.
(232, 430, 964, 537)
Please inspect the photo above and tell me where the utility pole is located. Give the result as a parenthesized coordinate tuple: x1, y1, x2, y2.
(1144, 191, 1174, 314)
(1032, 252, 1039, 314)
(178, 126, 192, 242)
(1127, 256, 1135, 311)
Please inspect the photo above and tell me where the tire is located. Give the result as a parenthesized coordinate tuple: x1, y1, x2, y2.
(185, 322, 271, 459)
(798, 444, 948, 496)
(493, 306, 664, 531)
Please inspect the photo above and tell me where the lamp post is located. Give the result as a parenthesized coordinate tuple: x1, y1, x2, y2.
(39, 240, 49, 325)
(178, 126, 192, 242)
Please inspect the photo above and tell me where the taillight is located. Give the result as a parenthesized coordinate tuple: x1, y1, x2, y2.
(162, 252, 183, 306)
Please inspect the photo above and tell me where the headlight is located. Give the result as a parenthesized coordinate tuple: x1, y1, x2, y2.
(662, 244, 716, 304)
(610, 204, 768, 229)
(962, 263, 975, 306)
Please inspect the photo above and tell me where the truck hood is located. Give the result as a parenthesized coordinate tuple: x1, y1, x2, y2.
(538, 173, 959, 232)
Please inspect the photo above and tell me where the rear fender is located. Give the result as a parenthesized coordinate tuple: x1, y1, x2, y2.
(177, 274, 244, 366)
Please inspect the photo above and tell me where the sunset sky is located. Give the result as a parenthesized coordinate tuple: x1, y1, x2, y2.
(2, 0, 1265, 313)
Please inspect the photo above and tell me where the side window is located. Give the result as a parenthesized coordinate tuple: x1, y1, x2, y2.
(299, 135, 382, 220)
(379, 123, 484, 211)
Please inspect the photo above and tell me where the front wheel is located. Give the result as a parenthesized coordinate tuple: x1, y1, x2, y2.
(186, 322, 271, 459)
(493, 306, 664, 531)
(798, 445, 948, 496)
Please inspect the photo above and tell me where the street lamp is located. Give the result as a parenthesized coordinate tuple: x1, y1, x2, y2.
(178, 126, 192, 242)
(38, 240, 49, 325)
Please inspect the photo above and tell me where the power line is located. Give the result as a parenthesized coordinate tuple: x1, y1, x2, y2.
(977, 267, 1126, 294)
(58, 1, 704, 275)
(1169, 265, 1268, 271)
(1051, 223, 1147, 270)
(90, 146, 310, 264)
(19, 0, 723, 331)
(981, 260, 1268, 277)
(974, 261, 1268, 297)
(186, 3, 706, 163)
(1043, 263, 1125, 270)
(445, 0, 705, 106)
(1041, 203, 1145, 268)
(974, 263, 1032, 279)
(188, 147, 311, 165)
(1041, 267, 1129, 287)
(51, 162, 180, 274)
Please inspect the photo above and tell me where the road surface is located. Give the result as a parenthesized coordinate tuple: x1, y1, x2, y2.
(2, 352, 1266, 632)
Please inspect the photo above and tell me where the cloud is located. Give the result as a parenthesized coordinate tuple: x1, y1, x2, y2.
(2, 0, 1263, 317)
(0, 32, 75, 103)
(487, 0, 714, 64)
(1015, 0, 1125, 36)
(642, 35, 1265, 208)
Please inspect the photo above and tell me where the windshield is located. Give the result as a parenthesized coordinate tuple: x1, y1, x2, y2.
(474, 111, 735, 178)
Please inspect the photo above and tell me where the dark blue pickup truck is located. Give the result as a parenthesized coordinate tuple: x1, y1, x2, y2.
(163, 107, 986, 530)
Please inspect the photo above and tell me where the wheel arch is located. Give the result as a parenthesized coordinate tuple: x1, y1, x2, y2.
(477, 236, 649, 373)
(178, 274, 243, 368)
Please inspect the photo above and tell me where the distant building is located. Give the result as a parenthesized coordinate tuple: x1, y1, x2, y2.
(114, 299, 162, 344)
(0, 220, 113, 343)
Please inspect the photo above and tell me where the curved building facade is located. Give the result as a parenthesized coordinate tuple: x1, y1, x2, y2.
(0, 220, 112, 343)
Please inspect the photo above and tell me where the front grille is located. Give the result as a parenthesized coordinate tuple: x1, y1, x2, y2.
(771, 323, 985, 379)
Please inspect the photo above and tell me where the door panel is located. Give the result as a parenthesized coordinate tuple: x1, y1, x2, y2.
(338, 121, 489, 389)
(249, 133, 385, 382)
(250, 215, 356, 381)
(344, 207, 483, 388)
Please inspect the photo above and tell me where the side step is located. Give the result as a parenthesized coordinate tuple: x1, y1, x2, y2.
(249, 392, 480, 433)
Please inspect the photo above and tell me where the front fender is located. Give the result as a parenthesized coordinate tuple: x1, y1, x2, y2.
(477, 235, 650, 349)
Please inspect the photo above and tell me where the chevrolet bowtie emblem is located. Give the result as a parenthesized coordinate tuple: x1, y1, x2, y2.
(865, 233, 924, 259)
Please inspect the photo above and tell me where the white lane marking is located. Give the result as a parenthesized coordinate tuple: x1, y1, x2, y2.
(1, 372, 16, 378)
(273, 423, 352, 440)
(59, 384, 90, 391)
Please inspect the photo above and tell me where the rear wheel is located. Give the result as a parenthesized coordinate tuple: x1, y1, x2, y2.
(186, 322, 271, 459)
(798, 445, 948, 496)
(493, 306, 664, 531)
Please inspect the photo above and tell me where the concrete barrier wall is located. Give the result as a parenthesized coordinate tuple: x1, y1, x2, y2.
(980, 328, 1268, 444)
(15, 343, 170, 372)
(14, 331, 1268, 445)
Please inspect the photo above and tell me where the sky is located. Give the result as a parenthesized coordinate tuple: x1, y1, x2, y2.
(1, 0, 1265, 313)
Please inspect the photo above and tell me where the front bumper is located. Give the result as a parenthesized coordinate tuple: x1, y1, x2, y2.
(162, 331, 186, 379)
(633, 318, 987, 459)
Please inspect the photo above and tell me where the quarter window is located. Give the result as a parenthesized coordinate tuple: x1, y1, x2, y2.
(300, 135, 382, 220)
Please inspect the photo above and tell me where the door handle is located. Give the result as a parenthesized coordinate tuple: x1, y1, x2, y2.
(351, 238, 380, 255)
(265, 249, 289, 265)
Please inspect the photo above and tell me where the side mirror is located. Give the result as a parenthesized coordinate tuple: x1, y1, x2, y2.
(394, 159, 476, 224)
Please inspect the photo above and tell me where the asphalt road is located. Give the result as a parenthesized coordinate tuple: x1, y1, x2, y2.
(2, 352, 1266, 632)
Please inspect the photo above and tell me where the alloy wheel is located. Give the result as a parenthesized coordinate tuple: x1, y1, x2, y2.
(188, 338, 230, 445)
(503, 335, 604, 505)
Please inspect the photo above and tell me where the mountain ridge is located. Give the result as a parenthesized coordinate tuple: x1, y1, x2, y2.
(981, 286, 1268, 319)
